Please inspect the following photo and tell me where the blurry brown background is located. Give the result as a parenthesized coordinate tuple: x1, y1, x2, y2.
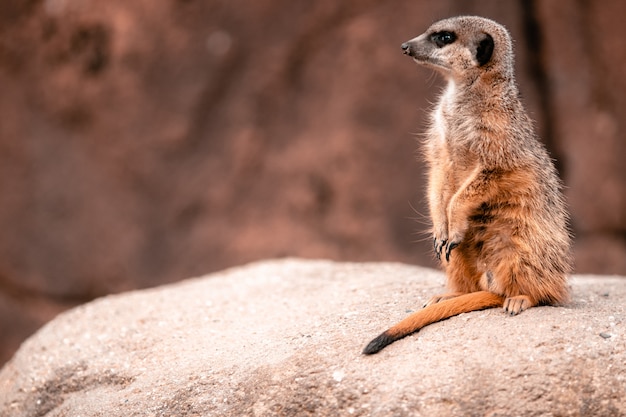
(1, 0, 625, 366)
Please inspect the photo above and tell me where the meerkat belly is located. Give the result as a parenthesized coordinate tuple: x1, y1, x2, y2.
(465, 199, 536, 293)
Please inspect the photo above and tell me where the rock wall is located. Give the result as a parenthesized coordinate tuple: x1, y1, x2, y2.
(0, 0, 625, 364)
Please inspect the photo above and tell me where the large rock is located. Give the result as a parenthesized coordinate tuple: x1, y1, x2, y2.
(2, 0, 626, 366)
(1, 259, 624, 416)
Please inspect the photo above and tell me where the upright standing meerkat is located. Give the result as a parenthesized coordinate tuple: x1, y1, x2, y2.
(363, 16, 572, 355)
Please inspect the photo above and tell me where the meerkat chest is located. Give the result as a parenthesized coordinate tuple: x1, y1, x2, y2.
(430, 81, 476, 163)
(432, 81, 457, 145)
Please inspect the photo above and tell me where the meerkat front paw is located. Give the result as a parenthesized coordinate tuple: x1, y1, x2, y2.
(433, 236, 448, 260)
(444, 240, 460, 262)
(433, 225, 449, 261)
(443, 228, 465, 261)
(443, 218, 469, 261)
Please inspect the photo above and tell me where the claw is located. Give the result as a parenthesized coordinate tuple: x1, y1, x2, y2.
(434, 238, 447, 261)
(445, 241, 459, 262)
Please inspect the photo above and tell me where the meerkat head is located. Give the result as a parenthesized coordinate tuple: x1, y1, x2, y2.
(401, 16, 514, 83)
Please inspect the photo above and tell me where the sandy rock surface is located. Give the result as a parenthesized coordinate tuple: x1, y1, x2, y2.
(3, 0, 626, 368)
(0, 259, 624, 416)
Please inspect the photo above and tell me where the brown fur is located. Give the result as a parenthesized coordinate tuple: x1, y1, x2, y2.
(363, 16, 572, 355)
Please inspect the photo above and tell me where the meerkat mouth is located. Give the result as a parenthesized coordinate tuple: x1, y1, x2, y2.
(413, 57, 448, 72)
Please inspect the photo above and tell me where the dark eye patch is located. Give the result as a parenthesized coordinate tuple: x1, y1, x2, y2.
(430, 31, 456, 48)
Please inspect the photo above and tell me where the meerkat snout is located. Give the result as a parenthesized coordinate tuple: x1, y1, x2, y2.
(400, 39, 423, 59)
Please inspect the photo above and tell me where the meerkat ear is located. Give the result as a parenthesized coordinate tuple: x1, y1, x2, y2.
(476, 33, 494, 66)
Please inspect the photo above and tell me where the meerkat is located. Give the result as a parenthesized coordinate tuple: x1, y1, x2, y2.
(363, 16, 572, 355)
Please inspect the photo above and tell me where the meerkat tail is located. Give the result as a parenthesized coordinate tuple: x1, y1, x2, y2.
(362, 291, 504, 355)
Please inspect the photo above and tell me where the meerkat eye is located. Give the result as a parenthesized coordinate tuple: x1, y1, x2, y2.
(431, 31, 456, 48)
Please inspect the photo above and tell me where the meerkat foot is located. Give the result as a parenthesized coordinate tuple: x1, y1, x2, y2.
(423, 292, 465, 308)
(503, 295, 533, 315)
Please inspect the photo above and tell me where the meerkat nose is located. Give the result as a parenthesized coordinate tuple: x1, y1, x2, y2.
(401, 42, 411, 55)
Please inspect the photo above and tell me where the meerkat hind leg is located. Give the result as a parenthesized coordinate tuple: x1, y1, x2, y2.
(423, 292, 466, 308)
